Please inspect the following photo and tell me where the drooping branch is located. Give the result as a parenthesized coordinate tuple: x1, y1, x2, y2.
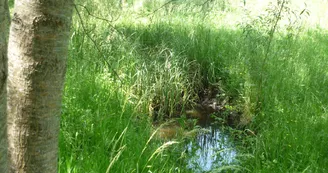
(73, 4, 123, 83)
(74, 4, 123, 36)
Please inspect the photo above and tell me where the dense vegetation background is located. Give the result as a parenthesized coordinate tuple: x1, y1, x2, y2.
(55, 0, 328, 172)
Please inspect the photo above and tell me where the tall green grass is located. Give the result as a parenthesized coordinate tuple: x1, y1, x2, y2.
(60, 0, 328, 172)
(59, 19, 188, 172)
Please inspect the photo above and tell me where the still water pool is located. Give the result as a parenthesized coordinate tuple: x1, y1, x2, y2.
(186, 125, 237, 172)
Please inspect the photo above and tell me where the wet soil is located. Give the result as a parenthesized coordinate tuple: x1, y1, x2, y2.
(151, 85, 243, 172)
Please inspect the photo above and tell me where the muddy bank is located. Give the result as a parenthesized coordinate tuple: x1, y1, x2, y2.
(151, 85, 244, 133)
(150, 85, 247, 171)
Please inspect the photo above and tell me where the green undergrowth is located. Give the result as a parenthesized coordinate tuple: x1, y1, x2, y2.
(59, 33, 187, 172)
(60, 0, 328, 172)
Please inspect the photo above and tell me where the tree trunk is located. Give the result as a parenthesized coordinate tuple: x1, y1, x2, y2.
(7, 0, 73, 172)
(0, 0, 9, 172)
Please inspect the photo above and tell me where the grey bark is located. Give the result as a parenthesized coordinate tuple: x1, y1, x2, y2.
(7, 0, 73, 172)
(0, 0, 9, 172)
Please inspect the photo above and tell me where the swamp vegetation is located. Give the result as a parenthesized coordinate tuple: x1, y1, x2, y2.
(56, 0, 328, 172)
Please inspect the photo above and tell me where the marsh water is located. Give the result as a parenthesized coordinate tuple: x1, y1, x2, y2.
(186, 118, 237, 172)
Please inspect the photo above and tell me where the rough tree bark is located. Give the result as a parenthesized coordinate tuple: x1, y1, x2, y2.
(0, 0, 9, 172)
(7, 0, 73, 172)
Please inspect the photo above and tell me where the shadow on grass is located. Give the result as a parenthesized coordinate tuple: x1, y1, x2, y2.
(63, 18, 328, 172)
(116, 22, 328, 172)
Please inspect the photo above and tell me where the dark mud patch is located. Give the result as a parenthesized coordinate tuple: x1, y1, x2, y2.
(151, 84, 243, 128)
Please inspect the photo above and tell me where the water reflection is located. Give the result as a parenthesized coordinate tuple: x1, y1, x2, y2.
(186, 126, 237, 172)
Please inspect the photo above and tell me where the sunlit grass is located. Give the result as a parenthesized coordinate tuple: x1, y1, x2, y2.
(59, 0, 328, 172)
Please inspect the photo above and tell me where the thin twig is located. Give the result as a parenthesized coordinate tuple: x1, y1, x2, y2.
(199, 0, 213, 7)
(199, 0, 214, 14)
(151, 0, 175, 15)
(75, 4, 124, 36)
(258, 0, 286, 106)
(73, 4, 123, 82)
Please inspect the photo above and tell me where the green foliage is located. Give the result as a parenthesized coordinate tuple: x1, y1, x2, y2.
(60, 0, 328, 172)
(59, 17, 187, 172)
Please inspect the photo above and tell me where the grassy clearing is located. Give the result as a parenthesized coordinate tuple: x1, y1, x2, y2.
(60, 0, 328, 172)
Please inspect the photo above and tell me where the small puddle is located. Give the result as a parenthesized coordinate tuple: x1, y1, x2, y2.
(186, 118, 237, 172)
(153, 88, 239, 172)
